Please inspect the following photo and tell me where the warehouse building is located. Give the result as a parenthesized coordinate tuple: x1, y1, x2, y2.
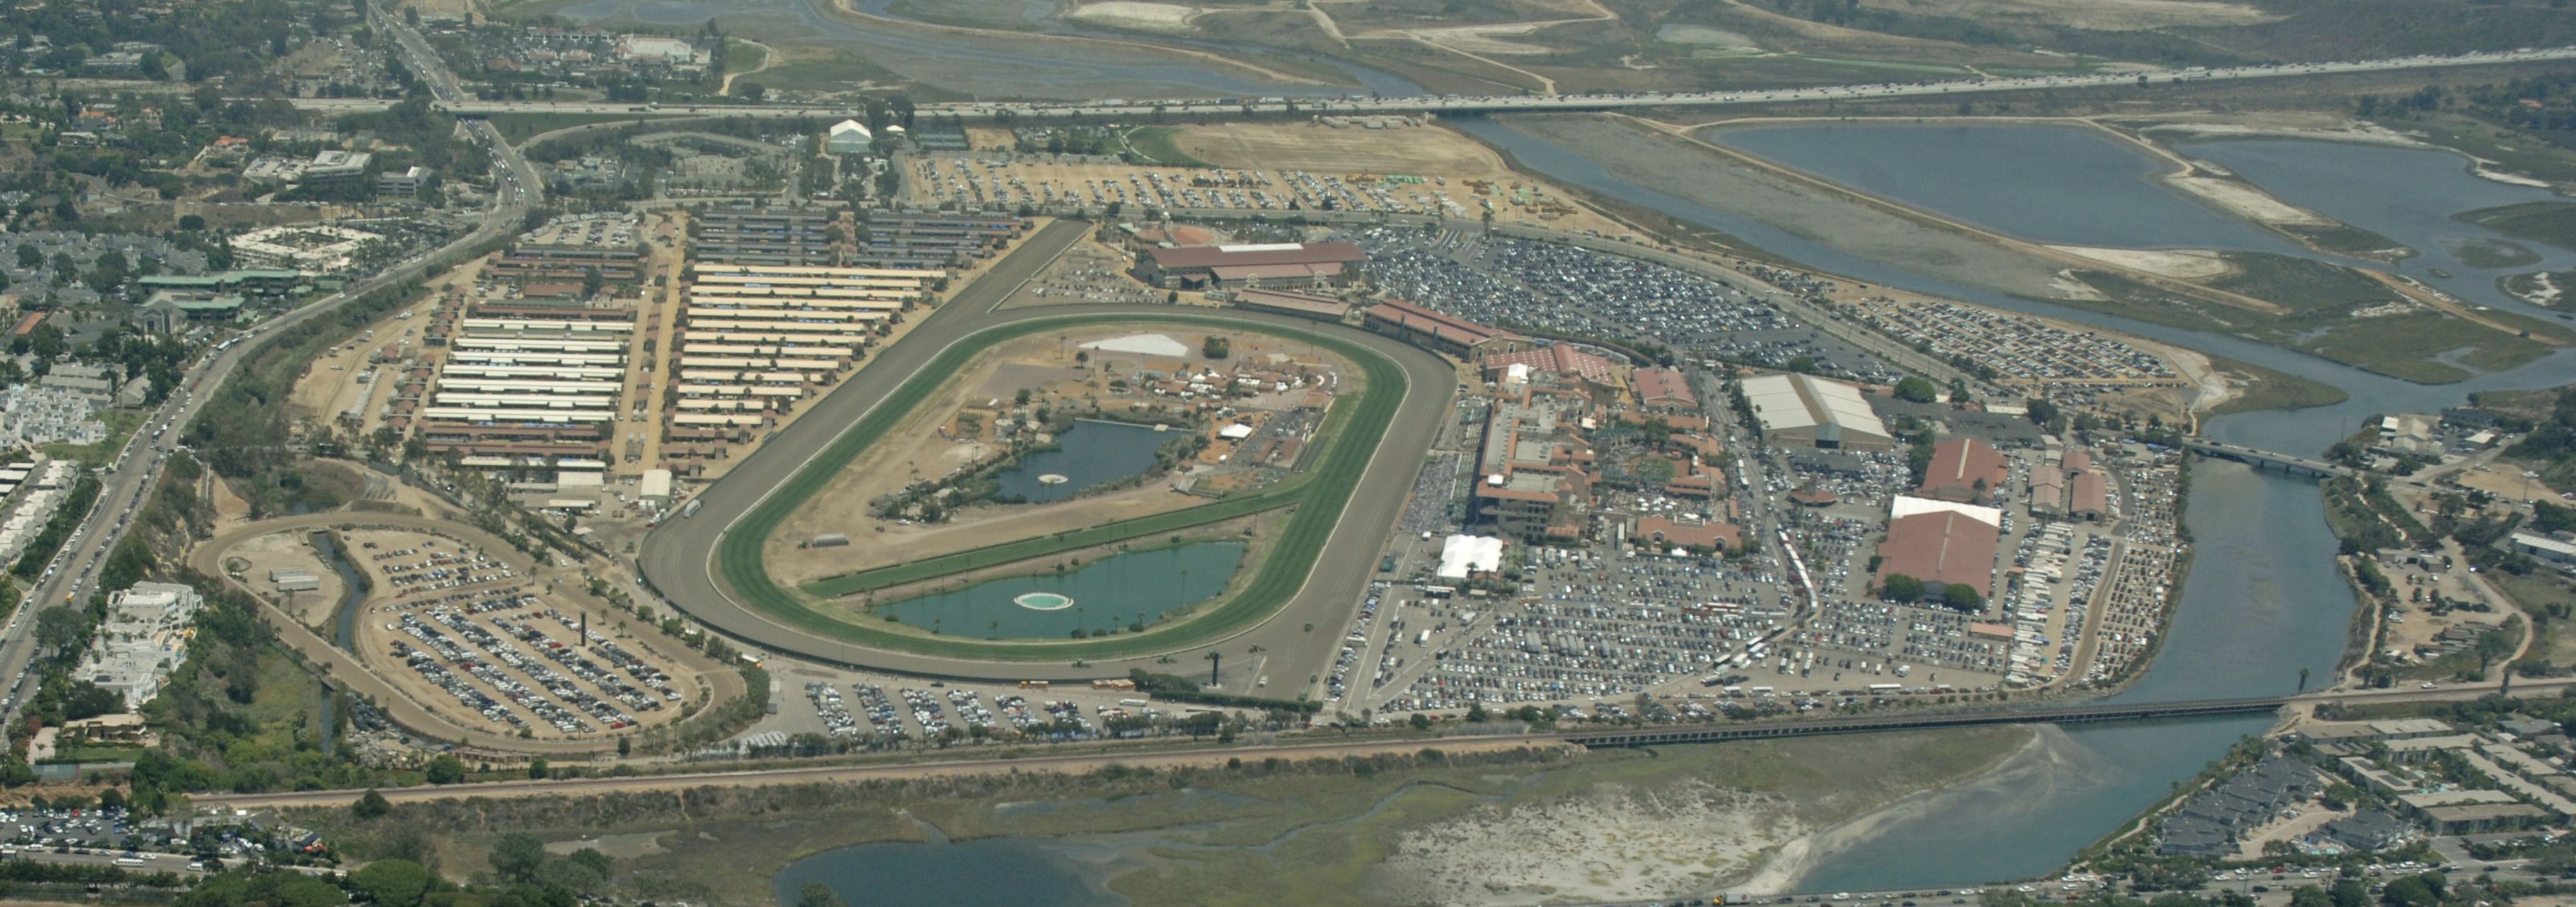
(1227, 288, 1351, 322)
(826, 119, 873, 155)
(1917, 438, 2007, 503)
(1135, 241, 1367, 290)
(1740, 374, 1893, 450)
(1875, 496, 2001, 600)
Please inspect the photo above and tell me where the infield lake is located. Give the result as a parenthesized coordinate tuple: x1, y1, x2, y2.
(873, 541, 1245, 638)
(991, 419, 1173, 504)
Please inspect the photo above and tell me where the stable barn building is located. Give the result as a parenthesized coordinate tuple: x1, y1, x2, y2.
(1134, 241, 1367, 291)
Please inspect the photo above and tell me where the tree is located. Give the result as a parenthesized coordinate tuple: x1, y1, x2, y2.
(351, 789, 392, 819)
(798, 883, 845, 907)
(580, 266, 604, 300)
(527, 758, 549, 780)
(2329, 879, 2372, 907)
(1941, 583, 1984, 611)
(178, 214, 206, 232)
(1786, 355, 1816, 374)
(1465, 702, 1488, 722)
(424, 753, 466, 785)
(1408, 712, 1432, 730)
(1201, 335, 1230, 359)
(1893, 376, 1938, 403)
(1882, 574, 1925, 603)
(732, 81, 766, 102)
(349, 859, 434, 907)
(35, 606, 87, 654)
(488, 832, 548, 884)
(2379, 874, 2442, 907)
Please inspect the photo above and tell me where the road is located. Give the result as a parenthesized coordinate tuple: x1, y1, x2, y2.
(270, 45, 2576, 121)
(0, 0, 539, 743)
(635, 221, 1456, 692)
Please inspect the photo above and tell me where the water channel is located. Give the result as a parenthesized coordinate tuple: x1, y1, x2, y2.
(990, 420, 1173, 504)
(873, 541, 1243, 638)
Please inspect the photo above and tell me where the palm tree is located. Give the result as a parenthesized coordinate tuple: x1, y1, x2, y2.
(1205, 650, 1221, 688)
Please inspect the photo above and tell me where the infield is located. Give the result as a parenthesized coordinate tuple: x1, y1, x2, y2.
(711, 312, 1418, 663)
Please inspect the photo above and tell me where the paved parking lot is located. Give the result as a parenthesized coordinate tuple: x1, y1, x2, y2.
(1355, 228, 1902, 384)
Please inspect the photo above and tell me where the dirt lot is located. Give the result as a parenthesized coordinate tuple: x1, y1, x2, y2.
(340, 527, 709, 741)
(914, 125, 1628, 236)
(224, 532, 346, 627)
(764, 324, 1350, 586)
(288, 259, 478, 428)
(1176, 121, 1510, 179)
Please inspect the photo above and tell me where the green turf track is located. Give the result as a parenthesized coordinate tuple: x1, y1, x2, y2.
(713, 312, 1411, 661)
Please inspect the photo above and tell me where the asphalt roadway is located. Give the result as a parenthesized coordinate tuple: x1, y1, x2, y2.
(636, 219, 1457, 692)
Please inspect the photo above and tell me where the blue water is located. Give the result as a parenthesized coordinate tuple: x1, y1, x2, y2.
(875, 541, 1244, 638)
(1710, 122, 2306, 255)
(991, 420, 1173, 503)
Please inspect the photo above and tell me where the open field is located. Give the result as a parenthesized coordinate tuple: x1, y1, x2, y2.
(708, 311, 1421, 663)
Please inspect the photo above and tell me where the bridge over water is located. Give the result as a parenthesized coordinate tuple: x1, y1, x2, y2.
(1562, 697, 2289, 748)
(2180, 440, 2348, 479)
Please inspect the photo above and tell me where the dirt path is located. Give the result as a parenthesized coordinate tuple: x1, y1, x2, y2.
(717, 39, 777, 96)
(2364, 270, 2566, 346)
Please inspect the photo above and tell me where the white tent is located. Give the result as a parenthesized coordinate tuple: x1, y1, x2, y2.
(826, 119, 873, 155)
(1437, 535, 1505, 579)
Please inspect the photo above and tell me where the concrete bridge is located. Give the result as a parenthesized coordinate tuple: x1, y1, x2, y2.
(1561, 697, 2287, 748)
(2181, 439, 2349, 479)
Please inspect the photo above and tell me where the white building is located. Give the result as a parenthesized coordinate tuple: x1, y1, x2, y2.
(303, 150, 372, 181)
(1739, 373, 1894, 450)
(79, 582, 205, 711)
(826, 119, 873, 156)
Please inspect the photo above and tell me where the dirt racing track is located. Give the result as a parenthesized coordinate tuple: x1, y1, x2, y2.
(639, 220, 1456, 685)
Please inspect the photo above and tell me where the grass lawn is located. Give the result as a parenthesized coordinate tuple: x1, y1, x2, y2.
(2456, 201, 2576, 253)
(1123, 127, 1206, 167)
(719, 313, 1413, 663)
(42, 408, 146, 467)
(2204, 354, 2349, 416)
(489, 112, 657, 144)
(723, 38, 769, 78)
(2491, 571, 2576, 667)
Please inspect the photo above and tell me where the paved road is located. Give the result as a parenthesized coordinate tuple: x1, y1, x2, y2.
(188, 512, 749, 757)
(635, 219, 1456, 691)
(271, 45, 2576, 119)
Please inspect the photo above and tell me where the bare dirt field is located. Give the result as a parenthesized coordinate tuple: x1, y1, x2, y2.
(764, 324, 1348, 586)
(1064, 1, 1198, 32)
(1174, 122, 1510, 178)
(2047, 245, 2238, 280)
(288, 259, 478, 427)
(2164, 176, 2335, 227)
(225, 532, 346, 627)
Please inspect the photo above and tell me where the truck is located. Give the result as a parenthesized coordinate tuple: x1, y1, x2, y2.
(1415, 629, 1430, 646)
(679, 498, 703, 518)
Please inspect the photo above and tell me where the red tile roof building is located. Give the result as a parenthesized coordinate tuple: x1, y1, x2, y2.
(1917, 438, 2007, 503)
(1363, 298, 1531, 360)
(1633, 366, 1697, 410)
(1875, 509, 1999, 597)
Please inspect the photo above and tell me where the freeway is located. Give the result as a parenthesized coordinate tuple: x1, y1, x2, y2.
(274, 45, 2576, 121)
(636, 220, 1456, 689)
(0, 0, 540, 741)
